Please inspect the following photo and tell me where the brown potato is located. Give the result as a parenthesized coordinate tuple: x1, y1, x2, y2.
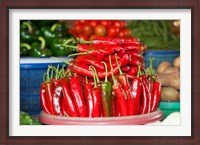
(173, 56, 180, 68)
(163, 67, 179, 74)
(157, 72, 180, 90)
(157, 62, 171, 74)
(161, 87, 179, 101)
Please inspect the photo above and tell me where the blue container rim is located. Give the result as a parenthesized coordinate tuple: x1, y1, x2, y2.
(20, 62, 67, 69)
(143, 50, 180, 55)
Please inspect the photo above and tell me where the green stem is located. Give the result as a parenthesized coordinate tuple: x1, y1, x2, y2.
(101, 62, 108, 82)
(51, 23, 62, 32)
(50, 65, 54, 80)
(137, 63, 141, 78)
(68, 52, 88, 57)
(149, 57, 155, 76)
(43, 73, 47, 82)
(90, 66, 100, 83)
(20, 43, 31, 50)
(51, 57, 70, 65)
(115, 53, 123, 75)
(55, 64, 60, 80)
(22, 22, 32, 33)
(46, 66, 51, 82)
(62, 44, 76, 49)
(63, 39, 75, 45)
(77, 38, 92, 45)
(109, 55, 117, 85)
(89, 67, 97, 88)
(38, 36, 46, 50)
(85, 76, 88, 84)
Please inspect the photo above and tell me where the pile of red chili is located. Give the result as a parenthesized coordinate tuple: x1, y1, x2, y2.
(40, 36, 161, 117)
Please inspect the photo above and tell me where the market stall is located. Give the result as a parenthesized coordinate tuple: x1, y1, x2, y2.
(20, 20, 180, 125)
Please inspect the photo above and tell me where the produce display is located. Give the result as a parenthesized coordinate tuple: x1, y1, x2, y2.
(20, 111, 41, 125)
(127, 20, 180, 50)
(39, 37, 161, 117)
(69, 20, 134, 41)
(156, 56, 180, 101)
(20, 20, 77, 57)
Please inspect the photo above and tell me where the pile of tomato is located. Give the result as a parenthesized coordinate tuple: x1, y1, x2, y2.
(69, 20, 133, 41)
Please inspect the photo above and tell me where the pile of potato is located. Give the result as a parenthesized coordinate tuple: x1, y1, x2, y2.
(156, 56, 180, 101)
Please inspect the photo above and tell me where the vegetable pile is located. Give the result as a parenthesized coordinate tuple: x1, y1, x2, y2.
(127, 20, 180, 50)
(69, 20, 134, 41)
(156, 56, 180, 101)
(40, 37, 161, 117)
(20, 20, 77, 57)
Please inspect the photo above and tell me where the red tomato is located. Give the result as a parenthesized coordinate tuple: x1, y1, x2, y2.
(123, 28, 132, 37)
(78, 34, 88, 41)
(107, 26, 118, 37)
(94, 25, 107, 36)
(83, 24, 93, 36)
(89, 20, 99, 27)
(112, 20, 123, 28)
(100, 20, 112, 28)
(74, 24, 83, 34)
(118, 29, 126, 38)
(75, 20, 89, 25)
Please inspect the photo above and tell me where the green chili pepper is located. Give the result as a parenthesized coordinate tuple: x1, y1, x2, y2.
(41, 23, 67, 47)
(100, 62, 112, 117)
(20, 21, 41, 43)
(29, 36, 52, 57)
(20, 43, 32, 56)
(50, 37, 77, 56)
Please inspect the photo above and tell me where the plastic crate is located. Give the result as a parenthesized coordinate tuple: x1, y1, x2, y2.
(158, 101, 180, 119)
(20, 57, 70, 115)
(143, 50, 180, 70)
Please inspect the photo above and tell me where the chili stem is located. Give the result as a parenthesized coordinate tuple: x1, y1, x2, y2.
(43, 73, 47, 82)
(51, 57, 70, 65)
(101, 62, 108, 82)
(38, 36, 46, 50)
(115, 53, 123, 75)
(109, 55, 117, 85)
(22, 21, 32, 33)
(85, 76, 88, 84)
(51, 23, 62, 32)
(89, 67, 97, 88)
(77, 38, 91, 45)
(90, 66, 100, 83)
(20, 43, 32, 50)
(68, 52, 88, 57)
(137, 63, 141, 78)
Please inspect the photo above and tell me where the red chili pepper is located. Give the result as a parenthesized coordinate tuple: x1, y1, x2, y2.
(126, 66, 138, 79)
(69, 75, 87, 117)
(139, 75, 149, 115)
(128, 55, 141, 66)
(89, 36, 140, 46)
(68, 53, 129, 79)
(83, 77, 94, 117)
(76, 54, 105, 70)
(121, 65, 131, 72)
(131, 64, 142, 115)
(115, 54, 134, 116)
(109, 55, 128, 116)
(44, 81, 55, 115)
(88, 68, 102, 117)
(60, 97, 67, 116)
(111, 91, 116, 116)
(51, 78, 63, 116)
(60, 77, 78, 117)
(151, 82, 161, 112)
(40, 82, 51, 114)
